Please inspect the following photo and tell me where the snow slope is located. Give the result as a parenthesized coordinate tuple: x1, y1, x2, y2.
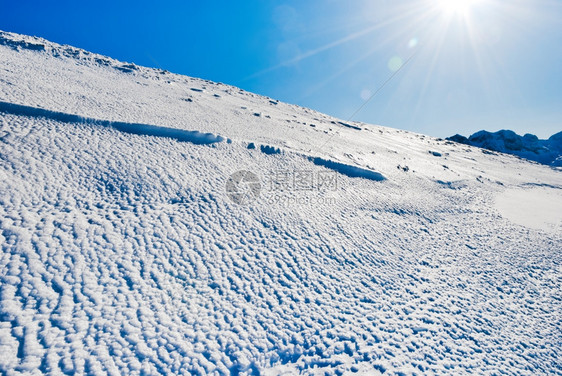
(1, 30, 561, 375)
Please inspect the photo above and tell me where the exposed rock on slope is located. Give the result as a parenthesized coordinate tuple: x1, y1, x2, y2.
(448, 130, 562, 166)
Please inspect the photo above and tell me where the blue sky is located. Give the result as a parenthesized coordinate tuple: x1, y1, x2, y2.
(1, 0, 561, 138)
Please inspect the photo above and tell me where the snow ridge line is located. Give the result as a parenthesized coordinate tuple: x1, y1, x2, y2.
(309, 156, 385, 181)
(0, 101, 225, 145)
(0, 100, 385, 181)
(249, 142, 386, 182)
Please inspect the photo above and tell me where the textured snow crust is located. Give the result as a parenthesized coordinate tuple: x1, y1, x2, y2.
(1, 31, 561, 375)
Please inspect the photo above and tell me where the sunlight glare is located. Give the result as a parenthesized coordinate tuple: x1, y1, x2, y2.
(435, 0, 485, 16)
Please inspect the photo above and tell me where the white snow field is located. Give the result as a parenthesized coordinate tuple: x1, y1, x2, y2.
(0, 30, 561, 375)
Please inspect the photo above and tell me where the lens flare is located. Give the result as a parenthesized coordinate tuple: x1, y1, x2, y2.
(388, 56, 404, 72)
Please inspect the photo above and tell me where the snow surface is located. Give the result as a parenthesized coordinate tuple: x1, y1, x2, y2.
(1, 30, 562, 375)
(495, 186, 562, 233)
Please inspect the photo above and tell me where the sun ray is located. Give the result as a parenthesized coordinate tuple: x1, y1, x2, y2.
(462, 7, 492, 99)
(241, 2, 431, 82)
(410, 19, 451, 126)
(298, 44, 382, 102)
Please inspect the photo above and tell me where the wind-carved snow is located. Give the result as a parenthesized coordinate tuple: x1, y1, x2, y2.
(1, 30, 561, 375)
(0, 101, 226, 145)
(309, 157, 385, 181)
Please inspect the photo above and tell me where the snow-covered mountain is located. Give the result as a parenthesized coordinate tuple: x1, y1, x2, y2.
(1, 30, 561, 375)
(448, 130, 562, 167)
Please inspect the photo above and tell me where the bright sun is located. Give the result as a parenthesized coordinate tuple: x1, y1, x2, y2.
(435, 0, 484, 16)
